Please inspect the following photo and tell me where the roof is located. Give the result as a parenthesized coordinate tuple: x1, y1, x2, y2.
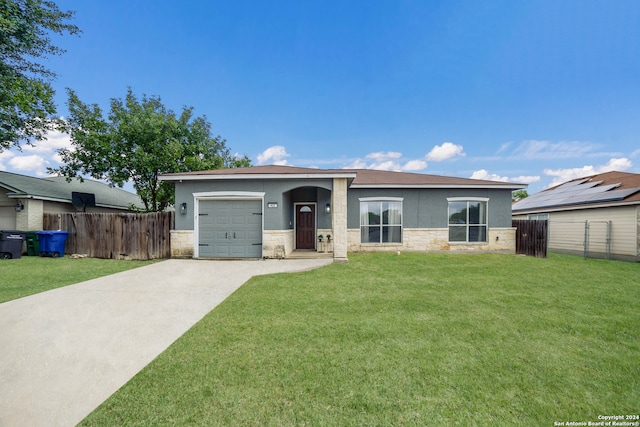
(512, 171, 640, 213)
(0, 171, 143, 210)
(160, 165, 526, 190)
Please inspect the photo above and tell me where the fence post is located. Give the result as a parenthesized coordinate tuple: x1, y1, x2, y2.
(583, 220, 589, 259)
(606, 220, 612, 260)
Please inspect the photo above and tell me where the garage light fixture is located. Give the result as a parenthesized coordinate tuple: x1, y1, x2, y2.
(15, 201, 24, 212)
(180, 202, 187, 215)
(325, 203, 331, 214)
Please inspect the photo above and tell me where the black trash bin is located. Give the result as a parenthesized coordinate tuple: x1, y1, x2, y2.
(0, 230, 26, 259)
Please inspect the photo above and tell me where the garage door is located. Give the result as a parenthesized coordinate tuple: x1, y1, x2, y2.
(0, 207, 16, 230)
(198, 199, 262, 258)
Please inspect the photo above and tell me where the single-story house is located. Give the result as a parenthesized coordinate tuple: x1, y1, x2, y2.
(159, 165, 526, 261)
(512, 171, 640, 262)
(0, 171, 143, 231)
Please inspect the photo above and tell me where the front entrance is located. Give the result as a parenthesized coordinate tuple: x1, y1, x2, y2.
(295, 204, 316, 249)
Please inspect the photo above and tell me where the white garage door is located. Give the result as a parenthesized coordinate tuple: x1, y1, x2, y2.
(0, 207, 16, 230)
(198, 199, 262, 258)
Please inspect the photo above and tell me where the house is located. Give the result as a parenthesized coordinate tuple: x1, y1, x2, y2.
(159, 165, 526, 261)
(0, 171, 143, 231)
(512, 171, 640, 261)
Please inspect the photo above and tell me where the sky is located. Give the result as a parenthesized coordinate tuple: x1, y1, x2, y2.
(2, 0, 639, 194)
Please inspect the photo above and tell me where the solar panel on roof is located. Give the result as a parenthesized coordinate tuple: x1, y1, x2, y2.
(512, 177, 640, 211)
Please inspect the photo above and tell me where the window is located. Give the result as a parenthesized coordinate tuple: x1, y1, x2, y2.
(528, 213, 549, 220)
(448, 198, 488, 242)
(360, 198, 402, 243)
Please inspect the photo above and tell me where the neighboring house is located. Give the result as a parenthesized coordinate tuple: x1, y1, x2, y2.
(512, 171, 640, 262)
(159, 165, 526, 261)
(0, 171, 143, 231)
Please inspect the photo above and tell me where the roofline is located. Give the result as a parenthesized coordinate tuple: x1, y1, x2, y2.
(513, 199, 640, 214)
(351, 183, 528, 190)
(7, 193, 134, 210)
(159, 172, 358, 181)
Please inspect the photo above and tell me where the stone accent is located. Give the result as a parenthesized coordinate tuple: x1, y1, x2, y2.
(16, 199, 44, 231)
(347, 227, 516, 254)
(331, 178, 348, 261)
(170, 230, 194, 258)
(263, 230, 294, 259)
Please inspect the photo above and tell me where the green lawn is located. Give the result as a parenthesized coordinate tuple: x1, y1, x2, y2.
(80, 253, 639, 426)
(0, 256, 157, 303)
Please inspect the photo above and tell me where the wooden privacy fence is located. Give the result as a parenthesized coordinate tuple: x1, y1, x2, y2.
(512, 219, 548, 258)
(43, 212, 174, 260)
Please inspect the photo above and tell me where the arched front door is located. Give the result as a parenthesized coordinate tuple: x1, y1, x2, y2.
(295, 204, 316, 249)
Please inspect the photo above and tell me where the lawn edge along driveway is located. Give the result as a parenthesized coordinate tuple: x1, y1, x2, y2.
(0, 258, 332, 427)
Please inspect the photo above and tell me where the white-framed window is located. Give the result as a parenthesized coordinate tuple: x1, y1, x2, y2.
(448, 198, 488, 243)
(528, 213, 549, 220)
(360, 198, 403, 244)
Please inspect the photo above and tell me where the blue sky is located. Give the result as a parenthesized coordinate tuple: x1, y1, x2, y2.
(1, 0, 639, 193)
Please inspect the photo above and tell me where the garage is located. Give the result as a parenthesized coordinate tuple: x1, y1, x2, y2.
(197, 199, 262, 258)
(0, 206, 16, 230)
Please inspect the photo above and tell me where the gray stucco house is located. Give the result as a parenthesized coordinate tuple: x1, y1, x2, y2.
(160, 165, 526, 261)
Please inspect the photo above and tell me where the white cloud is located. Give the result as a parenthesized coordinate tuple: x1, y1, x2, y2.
(470, 169, 509, 182)
(402, 160, 428, 171)
(0, 151, 15, 171)
(366, 151, 402, 161)
(511, 175, 541, 184)
(426, 142, 465, 161)
(257, 145, 290, 165)
(9, 155, 48, 176)
(511, 140, 601, 160)
(22, 129, 73, 153)
(471, 169, 540, 184)
(544, 157, 633, 187)
(344, 151, 427, 172)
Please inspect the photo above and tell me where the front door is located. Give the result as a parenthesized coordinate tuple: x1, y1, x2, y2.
(296, 204, 316, 249)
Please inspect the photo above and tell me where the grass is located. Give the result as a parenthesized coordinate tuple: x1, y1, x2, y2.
(0, 256, 158, 303)
(79, 252, 639, 426)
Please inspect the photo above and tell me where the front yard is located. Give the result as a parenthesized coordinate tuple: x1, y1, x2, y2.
(0, 257, 157, 303)
(80, 253, 639, 426)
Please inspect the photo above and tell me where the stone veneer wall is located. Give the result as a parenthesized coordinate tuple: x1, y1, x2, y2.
(347, 227, 516, 253)
(262, 230, 294, 258)
(170, 230, 194, 258)
(331, 178, 348, 261)
(16, 199, 44, 231)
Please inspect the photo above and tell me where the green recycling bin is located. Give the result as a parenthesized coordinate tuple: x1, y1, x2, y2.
(26, 231, 40, 256)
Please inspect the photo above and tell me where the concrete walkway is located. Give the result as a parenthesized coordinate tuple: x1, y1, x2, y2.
(0, 258, 332, 427)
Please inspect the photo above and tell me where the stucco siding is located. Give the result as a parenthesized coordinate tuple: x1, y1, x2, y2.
(347, 188, 514, 229)
(174, 178, 333, 231)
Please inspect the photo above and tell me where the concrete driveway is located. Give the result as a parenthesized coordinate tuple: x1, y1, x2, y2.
(0, 258, 332, 427)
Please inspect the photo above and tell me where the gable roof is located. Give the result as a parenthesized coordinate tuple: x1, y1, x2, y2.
(0, 171, 143, 210)
(512, 171, 640, 214)
(160, 165, 526, 190)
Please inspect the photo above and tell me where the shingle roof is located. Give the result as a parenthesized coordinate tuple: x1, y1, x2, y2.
(0, 171, 143, 210)
(160, 165, 526, 189)
(512, 171, 640, 213)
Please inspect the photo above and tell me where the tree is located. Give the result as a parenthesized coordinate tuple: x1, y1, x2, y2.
(51, 88, 251, 212)
(512, 189, 529, 202)
(0, 0, 80, 150)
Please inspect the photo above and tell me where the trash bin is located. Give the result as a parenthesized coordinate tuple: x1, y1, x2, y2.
(36, 230, 69, 258)
(0, 230, 26, 259)
(26, 231, 40, 256)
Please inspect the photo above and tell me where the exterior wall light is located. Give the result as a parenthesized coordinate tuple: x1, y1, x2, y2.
(180, 202, 187, 215)
(15, 201, 24, 212)
(325, 203, 331, 214)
